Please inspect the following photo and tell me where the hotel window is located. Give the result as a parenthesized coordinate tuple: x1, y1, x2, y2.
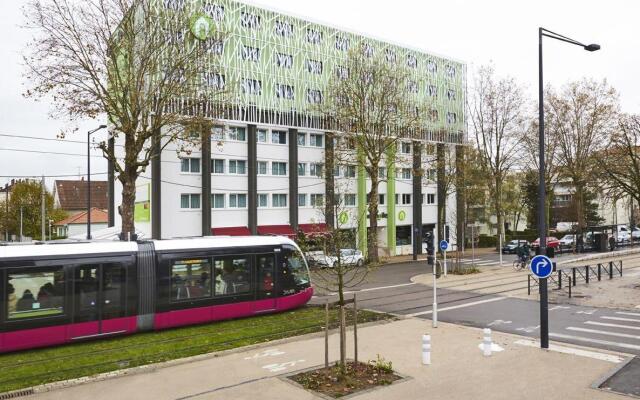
(272, 194, 287, 208)
(298, 193, 307, 207)
(276, 83, 295, 100)
(212, 125, 224, 141)
(446, 112, 457, 124)
(344, 194, 356, 207)
(336, 65, 349, 80)
(335, 35, 350, 51)
(229, 160, 246, 174)
(379, 194, 385, 205)
(306, 28, 322, 44)
(272, 162, 287, 176)
(241, 45, 260, 62)
(203, 38, 225, 55)
(258, 194, 268, 208)
(310, 194, 324, 207)
(180, 194, 201, 209)
(241, 78, 262, 95)
(275, 20, 293, 37)
(211, 193, 225, 209)
(385, 48, 397, 63)
(241, 12, 261, 29)
(228, 126, 246, 141)
(272, 130, 287, 144)
(310, 163, 323, 177)
(229, 194, 247, 208)
(180, 158, 200, 173)
(297, 132, 306, 146)
(427, 60, 437, 74)
(363, 42, 374, 57)
(378, 167, 386, 178)
(298, 163, 307, 176)
(407, 54, 418, 68)
(163, 0, 186, 11)
(257, 161, 268, 175)
(430, 109, 439, 122)
(203, 3, 224, 21)
(402, 194, 412, 205)
(426, 193, 436, 204)
(309, 133, 323, 147)
(445, 64, 456, 78)
(400, 142, 411, 154)
(400, 168, 411, 180)
(447, 89, 456, 100)
(345, 165, 356, 178)
(407, 81, 418, 94)
(307, 89, 323, 104)
(257, 129, 268, 143)
(306, 59, 323, 74)
(211, 159, 225, 174)
(426, 169, 437, 181)
(275, 53, 293, 69)
(427, 85, 438, 97)
(333, 165, 341, 177)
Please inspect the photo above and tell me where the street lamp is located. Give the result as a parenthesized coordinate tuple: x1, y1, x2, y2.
(538, 28, 599, 349)
(87, 125, 107, 240)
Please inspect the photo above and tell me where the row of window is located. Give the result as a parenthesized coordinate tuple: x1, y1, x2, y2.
(180, 192, 436, 210)
(210, 126, 324, 147)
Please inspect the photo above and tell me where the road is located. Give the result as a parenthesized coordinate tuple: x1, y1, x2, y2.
(312, 254, 640, 355)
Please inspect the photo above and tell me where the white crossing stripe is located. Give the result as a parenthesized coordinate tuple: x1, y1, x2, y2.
(616, 311, 640, 317)
(601, 316, 640, 323)
(550, 333, 640, 351)
(585, 321, 640, 331)
(566, 327, 640, 340)
(405, 297, 507, 317)
(514, 339, 624, 363)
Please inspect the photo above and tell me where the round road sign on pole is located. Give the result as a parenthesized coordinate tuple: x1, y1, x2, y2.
(439, 240, 449, 251)
(530, 255, 553, 278)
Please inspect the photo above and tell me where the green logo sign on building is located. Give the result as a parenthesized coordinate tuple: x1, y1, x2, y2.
(398, 211, 407, 221)
(190, 14, 214, 41)
(338, 212, 349, 225)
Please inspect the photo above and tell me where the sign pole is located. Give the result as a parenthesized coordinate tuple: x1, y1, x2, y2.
(444, 247, 447, 277)
(540, 277, 549, 348)
(433, 248, 438, 328)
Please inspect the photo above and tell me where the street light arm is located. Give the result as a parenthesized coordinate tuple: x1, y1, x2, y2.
(541, 28, 600, 51)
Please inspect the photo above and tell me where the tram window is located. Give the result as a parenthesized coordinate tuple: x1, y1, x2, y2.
(171, 259, 212, 301)
(257, 255, 275, 295)
(280, 246, 310, 292)
(7, 268, 65, 320)
(213, 256, 251, 295)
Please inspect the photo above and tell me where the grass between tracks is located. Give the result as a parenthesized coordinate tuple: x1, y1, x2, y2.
(0, 306, 392, 394)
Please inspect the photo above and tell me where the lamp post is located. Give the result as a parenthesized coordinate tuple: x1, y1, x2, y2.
(87, 125, 107, 240)
(538, 28, 599, 349)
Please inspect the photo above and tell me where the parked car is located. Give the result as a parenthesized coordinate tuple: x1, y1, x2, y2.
(308, 249, 365, 268)
(558, 234, 575, 248)
(617, 231, 631, 243)
(304, 250, 326, 268)
(633, 227, 640, 240)
(531, 237, 560, 249)
(501, 240, 530, 254)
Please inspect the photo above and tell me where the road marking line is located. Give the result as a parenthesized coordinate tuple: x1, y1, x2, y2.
(566, 327, 640, 340)
(601, 316, 640, 323)
(405, 297, 507, 317)
(585, 321, 640, 331)
(514, 339, 624, 363)
(550, 333, 640, 351)
(328, 282, 417, 296)
(616, 311, 640, 317)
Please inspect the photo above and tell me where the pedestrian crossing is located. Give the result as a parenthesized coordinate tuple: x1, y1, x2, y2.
(456, 258, 502, 267)
(551, 310, 640, 353)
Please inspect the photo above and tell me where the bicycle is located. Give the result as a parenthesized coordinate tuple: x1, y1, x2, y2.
(512, 258, 529, 271)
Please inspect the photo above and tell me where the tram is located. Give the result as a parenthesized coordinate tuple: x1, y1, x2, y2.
(0, 236, 313, 353)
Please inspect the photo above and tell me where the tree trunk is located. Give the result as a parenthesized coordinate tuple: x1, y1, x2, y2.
(494, 178, 503, 251)
(119, 171, 137, 241)
(367, 173, 380, 263)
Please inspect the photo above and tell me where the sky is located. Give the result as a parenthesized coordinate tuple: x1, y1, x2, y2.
(1, 0, 639, 189)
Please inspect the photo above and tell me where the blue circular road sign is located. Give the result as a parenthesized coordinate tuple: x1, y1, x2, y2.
(439, 240, 449, 251)
(530, 255, 553, 278)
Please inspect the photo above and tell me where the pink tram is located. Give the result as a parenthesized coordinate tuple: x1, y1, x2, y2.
(0, 236, 313, 353)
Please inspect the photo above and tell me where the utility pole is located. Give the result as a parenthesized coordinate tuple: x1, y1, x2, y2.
(19, 206, 23, 242)
(41, 175, 46, 241)
(4, 187, 8, 242)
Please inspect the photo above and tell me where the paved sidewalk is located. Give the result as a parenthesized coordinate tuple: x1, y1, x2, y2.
(27, 318, 628, 400)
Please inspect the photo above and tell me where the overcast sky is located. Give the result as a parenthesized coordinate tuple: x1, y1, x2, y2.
(1, 0, 639, 188)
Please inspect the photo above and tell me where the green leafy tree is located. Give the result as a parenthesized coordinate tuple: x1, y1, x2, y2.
(4, 181, 67, 241)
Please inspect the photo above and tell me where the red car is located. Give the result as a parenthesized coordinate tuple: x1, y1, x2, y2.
(532, 237, 560, 249)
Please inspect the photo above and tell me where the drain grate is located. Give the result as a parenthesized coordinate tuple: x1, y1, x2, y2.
(0, 388, 35, 400)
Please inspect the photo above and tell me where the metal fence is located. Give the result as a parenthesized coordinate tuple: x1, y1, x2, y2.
(528, 260, 623, 298)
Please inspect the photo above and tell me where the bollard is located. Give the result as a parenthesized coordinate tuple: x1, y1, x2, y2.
(483, 328, 492, 357)
(422, 335, 431, 365)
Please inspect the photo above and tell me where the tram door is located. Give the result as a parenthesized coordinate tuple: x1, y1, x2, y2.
(69, 263, 127, 339)
(254, 254, 277, 313)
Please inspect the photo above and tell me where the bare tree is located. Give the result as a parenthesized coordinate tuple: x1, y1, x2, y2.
(23, 0, 228, 238)
(597, 114, 640, 208)
(320, 46, 422, 263)
(546, 79, 619, 232)
(469, 65, 528, 245)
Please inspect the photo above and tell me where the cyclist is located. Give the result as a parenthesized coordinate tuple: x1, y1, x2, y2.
(516, 242, 530, 265)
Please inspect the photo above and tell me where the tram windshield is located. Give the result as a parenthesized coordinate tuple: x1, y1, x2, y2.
(282, 245, 310, 287)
